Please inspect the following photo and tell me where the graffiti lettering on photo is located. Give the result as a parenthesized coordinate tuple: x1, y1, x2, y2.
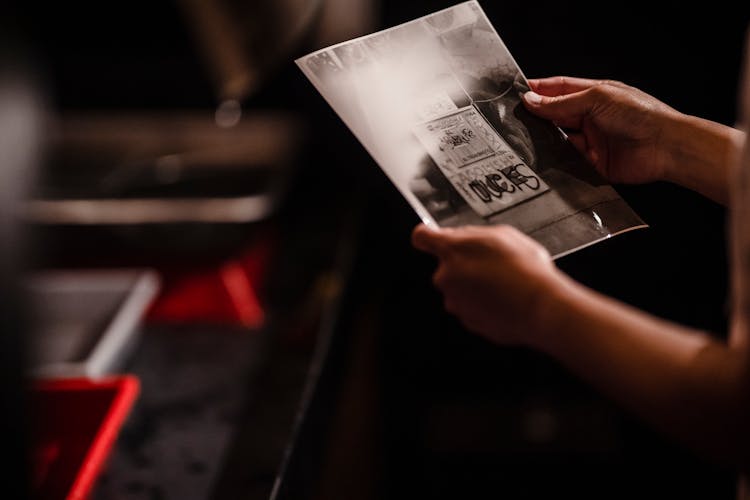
(501, 164, 542, 191)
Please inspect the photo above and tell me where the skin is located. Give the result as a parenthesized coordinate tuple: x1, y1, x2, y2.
(412, 76, 750, 471)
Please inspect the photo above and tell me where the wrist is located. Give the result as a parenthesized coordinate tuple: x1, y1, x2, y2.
(661, 113, 743, 204)
(524, 271, 582, 353)
(660, 113, 706, 182)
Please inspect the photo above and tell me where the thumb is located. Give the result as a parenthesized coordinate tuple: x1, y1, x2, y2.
(412, 224, 450, 257)
(522, 89, 596, 130)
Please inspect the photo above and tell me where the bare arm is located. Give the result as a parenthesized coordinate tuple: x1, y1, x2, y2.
(524, 76, 745, 205)
(412, 223, 750, 472)
(660, 113, 745, 205)
(536, 272, 750, 470)
(412, 77, 750, 471)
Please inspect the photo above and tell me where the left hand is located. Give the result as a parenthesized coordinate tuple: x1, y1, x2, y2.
(411, 223, 564, 346)
(523, 76, 679, 186)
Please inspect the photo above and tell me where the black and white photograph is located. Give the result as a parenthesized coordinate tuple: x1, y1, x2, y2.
(296, 0, 646, 257)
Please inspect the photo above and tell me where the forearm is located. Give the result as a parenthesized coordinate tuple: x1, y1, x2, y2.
(531, 274, 750, 469)
(662, 113, 745, 205)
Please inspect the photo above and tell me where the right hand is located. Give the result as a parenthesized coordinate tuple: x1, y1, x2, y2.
(411, 223, 564, 347)
(522, 76, 682, 185)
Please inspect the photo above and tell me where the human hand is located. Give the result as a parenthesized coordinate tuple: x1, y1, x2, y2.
(522, 76, 682, 185)
(411, 223, 565, 346)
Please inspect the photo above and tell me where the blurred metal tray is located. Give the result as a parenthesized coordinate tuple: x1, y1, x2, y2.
(26, 111, 302, 225)
(26, 269, 160, 378)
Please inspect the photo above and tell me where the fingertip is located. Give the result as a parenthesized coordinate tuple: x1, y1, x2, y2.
(522, 90, 543, 105)
(412, 222, 435, 235)
(411, 223, 440, 252)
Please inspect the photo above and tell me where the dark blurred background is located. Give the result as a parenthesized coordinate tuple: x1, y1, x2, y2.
(6, 1, 750, 499)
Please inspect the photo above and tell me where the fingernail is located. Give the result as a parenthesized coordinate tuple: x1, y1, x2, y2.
(523, 91, 543, 104)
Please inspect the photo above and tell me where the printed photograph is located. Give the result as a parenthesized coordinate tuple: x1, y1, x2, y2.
(297, 1, 646, 258)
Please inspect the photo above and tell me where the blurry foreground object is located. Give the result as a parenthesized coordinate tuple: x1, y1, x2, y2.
(29, 376, 140, 500)
(26, 269, 160, 379)
(176, 0, 377, 104)
(25, 111, 298, 329)
(25, 109, 302, 271)
(146, 231, 272, 328)
(0, 15, 47, 498)
(177, 0, 322, 103)
(29, 112, 300, 227)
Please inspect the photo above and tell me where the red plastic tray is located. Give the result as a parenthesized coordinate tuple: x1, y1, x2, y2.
(29, 376, 139, 500)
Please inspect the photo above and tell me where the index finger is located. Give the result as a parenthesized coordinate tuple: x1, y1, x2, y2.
(528, 76, 603, 97)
